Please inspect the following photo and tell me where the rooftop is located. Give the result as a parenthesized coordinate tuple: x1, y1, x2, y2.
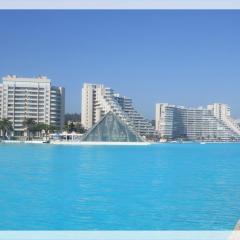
(2, 75, 51, 84)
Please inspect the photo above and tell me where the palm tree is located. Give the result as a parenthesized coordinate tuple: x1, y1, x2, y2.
(49, 125, 59, 133)
(0, 118, 13, 139)
(75, 123, 86, 134)
(34, 123, 56, 140)
(22, 118, 36, 140)
(32, 123, 45, 139)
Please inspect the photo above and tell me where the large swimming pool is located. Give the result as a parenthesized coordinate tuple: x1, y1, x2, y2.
(0, 143, 240, 230)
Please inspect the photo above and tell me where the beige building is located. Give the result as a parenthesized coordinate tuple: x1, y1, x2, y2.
(0, 75, 65, 136)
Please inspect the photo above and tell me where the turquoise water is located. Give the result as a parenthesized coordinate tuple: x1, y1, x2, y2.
(0, 143, 240, 230)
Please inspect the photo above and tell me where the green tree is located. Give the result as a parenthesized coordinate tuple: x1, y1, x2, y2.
(0, 118, 13, 139)
(69, 122, 75, 132)
(63, 124, 69, 132)
(33, 123, 48, 139)
(22, 118, 36, 140)
(34, 123, 59, 139)
(48, 125, 59, 133)
(63, 121, 86, 134)
(161, 135, 169, 140)
(75, 123, 86, 134)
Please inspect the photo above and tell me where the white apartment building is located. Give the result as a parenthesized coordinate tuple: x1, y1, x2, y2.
(207, 103, 240, 135)
(81, 83, 155, 136)
(0, 75, 65, 136)
(207, 103, 230, 120)
(155, 103, 240, 141)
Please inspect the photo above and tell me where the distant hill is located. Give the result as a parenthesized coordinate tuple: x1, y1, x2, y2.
(64, 113, 81, 124)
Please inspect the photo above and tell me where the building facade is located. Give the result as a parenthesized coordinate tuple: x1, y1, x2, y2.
(81, 83, 155, 136)
(0, 75, 65, 135)
(155, 103, 240, 141)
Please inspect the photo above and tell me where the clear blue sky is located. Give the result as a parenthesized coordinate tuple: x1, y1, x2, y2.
(0, 10, 239, 119)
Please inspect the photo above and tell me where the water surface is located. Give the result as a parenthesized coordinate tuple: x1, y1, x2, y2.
(0, 143, 240, 230)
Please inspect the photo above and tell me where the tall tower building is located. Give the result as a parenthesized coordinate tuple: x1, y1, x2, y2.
(0, 75, 65, 136)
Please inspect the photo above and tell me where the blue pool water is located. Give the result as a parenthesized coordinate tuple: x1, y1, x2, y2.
(0, 143, 240, 230)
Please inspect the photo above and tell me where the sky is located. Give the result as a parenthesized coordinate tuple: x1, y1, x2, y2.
(0, 10, 239, 119)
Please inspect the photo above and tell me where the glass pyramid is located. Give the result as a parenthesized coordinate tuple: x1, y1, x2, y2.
(81, 111, 143, 142)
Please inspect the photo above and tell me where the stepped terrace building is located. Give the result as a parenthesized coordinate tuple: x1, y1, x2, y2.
(0, 75, 65, 136)
(155, 103, 240, 141)
(81, 83, 155, 137)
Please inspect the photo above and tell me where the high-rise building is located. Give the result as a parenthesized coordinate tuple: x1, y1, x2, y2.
(0, 75, 65, 135)
(207, 103, 230, 120)
(155, 103, 240, 141)
(81, 83, 155, 136)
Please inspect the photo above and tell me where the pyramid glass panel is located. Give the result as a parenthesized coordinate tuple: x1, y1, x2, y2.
(81, 112, 143, 142)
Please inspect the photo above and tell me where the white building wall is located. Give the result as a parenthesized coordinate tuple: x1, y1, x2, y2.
(0, 84, 3, 119)
(81, 83, 155, 136)
(0, 75, 65, 135)
(155, 103, 175, 137)
(155, 103, 164, 132)
(207, 103, 230, 120)
(81, 83, 97, 129)
(156, 102, 240, 140)
(207, 103, 240, 135)
(59, 87, 65, 130)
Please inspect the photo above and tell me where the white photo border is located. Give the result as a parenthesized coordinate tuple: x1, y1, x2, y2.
(0, 0, 240, 9)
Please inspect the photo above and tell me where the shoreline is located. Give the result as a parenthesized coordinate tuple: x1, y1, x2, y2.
(0, 140, 151, 146)
(1, 140, 240, 145)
